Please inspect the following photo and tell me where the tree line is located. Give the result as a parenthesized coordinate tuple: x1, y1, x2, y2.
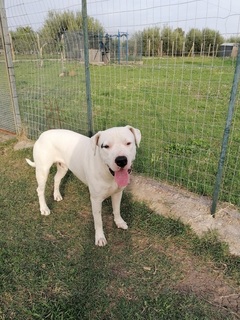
(4, 10, 240, 57)
(7, 10, 104, 56)
(136, 27, 237, 57)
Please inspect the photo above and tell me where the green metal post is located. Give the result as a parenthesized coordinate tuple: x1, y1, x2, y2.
(211, 46, 240, 216)
(82, 0, 93, 137)
(118, 30, 120, 64)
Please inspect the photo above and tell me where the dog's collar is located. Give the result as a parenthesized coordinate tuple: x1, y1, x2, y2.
(108, 167, 132, 176)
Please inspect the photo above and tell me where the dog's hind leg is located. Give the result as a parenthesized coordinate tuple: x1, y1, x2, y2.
(36, 166, 51, 216)
(53, 162, 68, 201)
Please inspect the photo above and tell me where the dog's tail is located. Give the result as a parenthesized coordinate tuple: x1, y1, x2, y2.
(25, 158, 36, 168)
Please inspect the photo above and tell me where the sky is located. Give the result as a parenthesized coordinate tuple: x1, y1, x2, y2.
(4, 0, 240, 38)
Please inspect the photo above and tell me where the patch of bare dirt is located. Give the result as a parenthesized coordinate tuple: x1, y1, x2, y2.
(0, 131, 34, 149)
(166, 244, 240, 316)
(14, 139, 34, 150)
(175, 253, 240, 316)
(0, 131, 16, 143)
(128, 175, 240, 257)
(129, 232, 240, 317)
(128, 183, 240, 317)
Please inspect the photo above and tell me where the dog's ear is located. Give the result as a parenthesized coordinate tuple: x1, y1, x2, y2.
(126, 125, 141, 147)
(91, 131, 101, 155)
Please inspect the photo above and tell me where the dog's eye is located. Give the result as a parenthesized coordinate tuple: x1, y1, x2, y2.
(126, 142, 131, 146)
(101, 143, 109, 149)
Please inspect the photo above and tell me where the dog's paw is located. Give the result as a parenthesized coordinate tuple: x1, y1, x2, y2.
(95, 236, 107, 247)
(115, 218, 128, 230)
(40, 206, 51, 216)
(54, 191, 63, 202)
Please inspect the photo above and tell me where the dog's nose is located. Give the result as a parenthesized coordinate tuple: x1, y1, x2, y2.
(115, 156, 128, 168)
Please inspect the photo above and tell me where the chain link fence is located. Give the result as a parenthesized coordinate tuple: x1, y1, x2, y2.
(0, 32, 16, 133)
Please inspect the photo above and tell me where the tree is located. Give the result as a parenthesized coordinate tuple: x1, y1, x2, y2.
(201, 28, 224, 54)
(172, 28, 185, 55)
(185, 28, 224, 55)
(185, 28, 202, 54)
(225, 36, 240, 43)
(160, 26, 174, 56)
(128, 31, 143, 59)
(40, 10, 104, 43)
(142, 27, 161, 56)
(36, 10, 105, 56)
(10, 26, 37, 54)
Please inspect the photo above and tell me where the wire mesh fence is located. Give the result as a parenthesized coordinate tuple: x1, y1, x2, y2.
(1, 0, 240, 209)
(0, 59, 16, 133)
(0, 14, 16, 133)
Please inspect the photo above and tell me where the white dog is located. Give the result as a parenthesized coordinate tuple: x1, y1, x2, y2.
(26, 126, 141, 246)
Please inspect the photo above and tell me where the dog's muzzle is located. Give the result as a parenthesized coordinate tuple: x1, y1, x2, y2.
(109, 167, 132, 176)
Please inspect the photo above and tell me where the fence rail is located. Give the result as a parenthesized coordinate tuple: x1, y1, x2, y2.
(1, 0, 240, 213)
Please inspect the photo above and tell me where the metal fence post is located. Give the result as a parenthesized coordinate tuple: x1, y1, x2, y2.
(82, 0, 93, 137)
(0, 0, 22, 135)
(211, 46, 240, 216)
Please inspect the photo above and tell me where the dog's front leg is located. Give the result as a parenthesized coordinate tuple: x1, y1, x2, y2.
(111, 191, 128, 230)
(90, 196, 107, 246)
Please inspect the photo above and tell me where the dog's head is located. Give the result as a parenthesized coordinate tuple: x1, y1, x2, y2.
(91, 125, 141, 187)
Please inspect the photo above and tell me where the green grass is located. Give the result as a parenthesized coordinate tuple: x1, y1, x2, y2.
(12, 59, 88, 137)
(3, 55, 240, 206)
(1, 139, 240, 319)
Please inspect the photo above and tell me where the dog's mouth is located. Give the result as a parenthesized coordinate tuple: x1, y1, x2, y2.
(109, 167, 132, 187)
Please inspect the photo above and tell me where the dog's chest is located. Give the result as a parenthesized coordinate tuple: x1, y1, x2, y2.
(90, 179, 123, 200)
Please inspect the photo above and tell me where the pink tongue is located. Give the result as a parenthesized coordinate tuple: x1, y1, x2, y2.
(114, 169, 129, 187)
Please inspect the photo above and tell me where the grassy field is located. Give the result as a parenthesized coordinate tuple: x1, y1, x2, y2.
(2, 56, 240, 206)
(1, 138, 240, 319)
